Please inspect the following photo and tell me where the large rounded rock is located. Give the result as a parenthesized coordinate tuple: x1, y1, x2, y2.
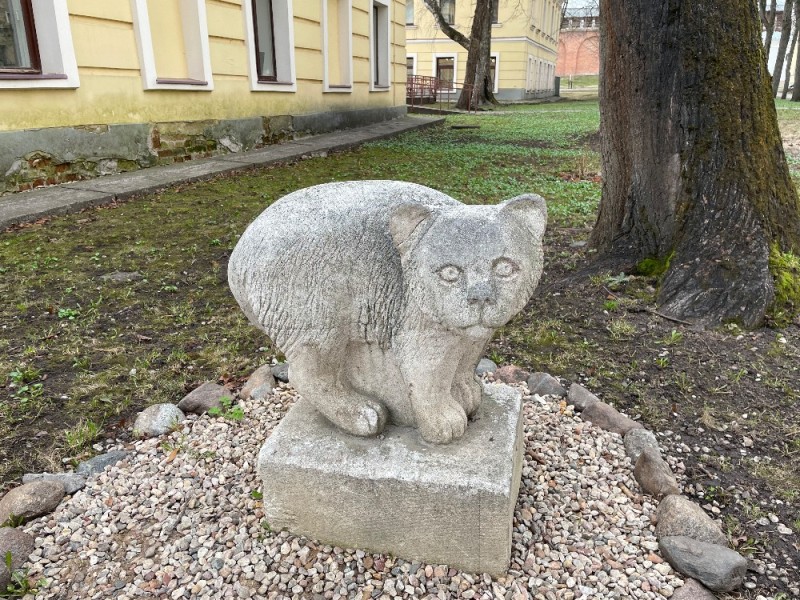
(177, 382, 229, 414)
(493, 365, 530, 384)
(567, 383, 600, 412)
(624, 428, 661, 463)
(241, 365, 276, 401)
(671, 578, 717, 600)
(0, 481, 65, 525)
(475, 358, 498, 377)
(659, 536, 747, 592)
(76, 450, 128, 477)
(580, 401, 643, 435)
(0, 527, 35, 590)
(22, 472, 86, 495)
(133, 404, 185, 438)
(526, 372, 566, 397)
(633, 448, 680, 498)
(271, 362, 289, 383)
(655, 494, 727, 546)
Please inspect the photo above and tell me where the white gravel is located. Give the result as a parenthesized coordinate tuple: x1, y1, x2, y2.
(24, 383, 686, 599)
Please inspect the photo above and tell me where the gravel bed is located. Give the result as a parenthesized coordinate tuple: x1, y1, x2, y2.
(24, 383, 686, 599)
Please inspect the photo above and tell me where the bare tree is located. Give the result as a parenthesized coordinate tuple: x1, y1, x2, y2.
(773, 0, 794, 95)
(782, 3, 798, 98)
(760, 0, 780, 61)
(422, 0, 496, 108)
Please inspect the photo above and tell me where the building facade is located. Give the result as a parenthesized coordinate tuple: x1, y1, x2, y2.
(0, 0, 407, 193)
(556, 10, 599, 79)
(405, 0, 562, 101)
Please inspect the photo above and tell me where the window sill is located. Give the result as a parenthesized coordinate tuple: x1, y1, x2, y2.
(370, 85, 391, 92)
(156, 77, 208, 86)
(0, 72, 67, 80)
(324, 85, 353, 93)
(251, 80, 297, 92)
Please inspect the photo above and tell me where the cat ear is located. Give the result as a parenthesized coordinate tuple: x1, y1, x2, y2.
(498, 194, 547, 240)
(389, 202, 433, 255)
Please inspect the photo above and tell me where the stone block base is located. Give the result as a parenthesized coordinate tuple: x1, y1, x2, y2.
(257, 382, 524, 575)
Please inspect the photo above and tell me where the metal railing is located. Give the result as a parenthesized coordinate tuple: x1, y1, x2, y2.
(406, 75, 478, 112)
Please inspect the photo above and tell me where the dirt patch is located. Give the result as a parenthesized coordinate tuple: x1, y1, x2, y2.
(487, 227, 800, 598)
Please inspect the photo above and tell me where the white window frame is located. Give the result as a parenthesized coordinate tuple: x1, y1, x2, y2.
(432, 52, 457, 90)
(130, 0, 214, 91)
(243, 0, 296, 92)
(370, 0, 391, 91)
(490, 51, 499, 94)
(0, 0, 79, 89)
(322, 0, 353, 92)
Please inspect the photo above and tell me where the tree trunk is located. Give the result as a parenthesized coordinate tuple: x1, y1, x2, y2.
(761, 0, 778, 62)
(793, 1, 800, 100)
(456, 0, 495, 109)
(781, 11, 798, 99)
(591, 0, 800, 328)
(772, 0, 794, 96)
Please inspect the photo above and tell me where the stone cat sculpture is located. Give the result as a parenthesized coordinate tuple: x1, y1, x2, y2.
(229, 181, 546, 444)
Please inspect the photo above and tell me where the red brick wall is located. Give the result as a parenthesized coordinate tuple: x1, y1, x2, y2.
(556, 29, 600, 77)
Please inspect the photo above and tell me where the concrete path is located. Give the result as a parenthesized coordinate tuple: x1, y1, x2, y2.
(0, 115, 444, 231)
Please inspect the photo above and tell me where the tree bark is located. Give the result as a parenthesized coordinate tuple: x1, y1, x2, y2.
(793, 1, 800, 100)
(591, 0, 800, 328)
(772, 0, 794, 96)
(422, 0, 496, 108)
(457, 0, 496, 109)
(781, 9, 798, 99)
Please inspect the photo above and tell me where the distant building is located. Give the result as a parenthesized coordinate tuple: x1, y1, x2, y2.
(556, 8, 599, 79)
(405, 0, 562, 101)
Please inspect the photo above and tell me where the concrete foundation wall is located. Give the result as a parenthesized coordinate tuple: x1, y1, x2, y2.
(1, 106, 406, 194)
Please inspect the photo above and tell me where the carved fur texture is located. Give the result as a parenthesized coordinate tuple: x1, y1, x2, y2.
(229, 181, 546, 443)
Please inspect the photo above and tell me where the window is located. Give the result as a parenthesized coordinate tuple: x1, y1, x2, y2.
(441, 0, 454, 24)
(253, 0, 277, 80)
(406, 55, 415, 79)
(243, 0, 296, 91)
(405, 0, 414, 25)
(0, 0, 38, 73)
(491, 0, 499, 24)
(0, 0, 78, 88)
(488, 55, 497, 93)
(436, 56, 454, 89)
(131, 0, 213, 90)
(370, 0, 390, 89)
(323, 0, 352, 91)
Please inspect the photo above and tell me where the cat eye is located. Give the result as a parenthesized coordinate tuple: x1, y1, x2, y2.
(437, 265, 462, 283)
(493, 258, 518, 278)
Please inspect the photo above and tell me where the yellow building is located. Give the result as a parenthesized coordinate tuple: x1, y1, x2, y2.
(0, 0, 407, 192)
(405, 0, 561, 101)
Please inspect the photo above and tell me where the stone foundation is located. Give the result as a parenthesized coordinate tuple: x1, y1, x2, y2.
(257, 382, 524, 575)
(0, 106, 406, 194)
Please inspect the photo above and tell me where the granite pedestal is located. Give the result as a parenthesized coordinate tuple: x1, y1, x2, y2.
(257, 382, 524, 575)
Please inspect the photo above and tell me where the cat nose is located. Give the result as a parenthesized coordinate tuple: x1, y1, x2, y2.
(467, 282, 495, 306)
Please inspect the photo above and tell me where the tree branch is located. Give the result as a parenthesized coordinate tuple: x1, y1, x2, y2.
(422, 0, 471, 49)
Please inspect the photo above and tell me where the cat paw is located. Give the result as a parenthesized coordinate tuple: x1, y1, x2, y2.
(349, 399, 389, 437)
(452, 377, 482, 417)
(418, 398, 468, 444)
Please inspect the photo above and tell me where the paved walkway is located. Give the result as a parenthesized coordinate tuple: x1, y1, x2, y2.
(0, 115, 444, 231)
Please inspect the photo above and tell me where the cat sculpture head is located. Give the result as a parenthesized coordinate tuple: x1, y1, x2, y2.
(390, 194, 547, 336)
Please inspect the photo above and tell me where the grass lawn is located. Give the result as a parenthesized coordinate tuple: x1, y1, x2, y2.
(1, 99, 799, 596)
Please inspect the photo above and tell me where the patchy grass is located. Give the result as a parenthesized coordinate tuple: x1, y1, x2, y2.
(1, 98, 799, 596)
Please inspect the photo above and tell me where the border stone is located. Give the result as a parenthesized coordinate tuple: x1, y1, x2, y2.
(526, 372, 566, 397)
(0, 527, 35, 590)
(270, 363, 289, 383)
(655, 494, 728, 546)
(566, 383, 599, 411)
(22, 472, 86, 495)
(580, 401, 643, 435)
(658, 536, 747, 592)
(177, 382, 229, 415)
(475, 358, 498, 376)
(241, 365, 276, 401)
(624, 428, 661, 464)
(76, 450, 129, 477)
(0, 481, 64, 525)
(257, 382, 524, 575)
(633, 448, 680, 498)
(133, 404, 185, 437)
